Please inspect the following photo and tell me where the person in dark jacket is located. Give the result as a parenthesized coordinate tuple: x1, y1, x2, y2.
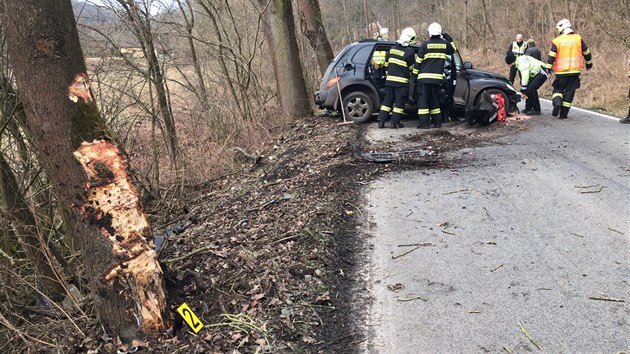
(376, 27, 417, 129)
(413, 22, 456, 128)
(524, 39, 542, 60)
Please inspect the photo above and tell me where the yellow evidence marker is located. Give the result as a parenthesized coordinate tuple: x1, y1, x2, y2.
(177, 303, 204, 333)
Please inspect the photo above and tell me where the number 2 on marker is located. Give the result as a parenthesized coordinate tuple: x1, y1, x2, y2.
(177, 303, 204, 333)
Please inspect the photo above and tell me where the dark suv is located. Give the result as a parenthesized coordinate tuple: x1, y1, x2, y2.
(313, 40, 520, 124)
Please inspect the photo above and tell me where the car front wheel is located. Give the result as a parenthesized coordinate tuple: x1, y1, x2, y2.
(342, 91, 374, 123)
(476, 88, 509, 126)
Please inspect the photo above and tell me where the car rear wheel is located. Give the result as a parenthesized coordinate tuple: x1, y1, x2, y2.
(342, 91, 374, 123)
(476, 88, 509, 126)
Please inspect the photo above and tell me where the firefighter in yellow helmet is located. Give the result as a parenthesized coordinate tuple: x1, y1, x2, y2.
(545, 19, 593, 119)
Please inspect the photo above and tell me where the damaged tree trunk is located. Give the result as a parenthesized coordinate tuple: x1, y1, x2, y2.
(0, 0, 169, 340)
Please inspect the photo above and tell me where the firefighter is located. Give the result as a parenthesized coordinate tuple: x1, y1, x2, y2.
(376, 27, 417, 129)
(413, 22, 455, 128)
(620, 61, 630, 124)
(545, 19, 593, 119)
(506, 53, 549, 115)
(506, 34, 527, 83)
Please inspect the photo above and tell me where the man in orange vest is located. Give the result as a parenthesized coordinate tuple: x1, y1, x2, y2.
(545, 19, 593, 119)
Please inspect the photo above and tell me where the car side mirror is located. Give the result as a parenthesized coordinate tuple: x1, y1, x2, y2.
(463, 61, 473, 70)
(344, 63, 355, 71)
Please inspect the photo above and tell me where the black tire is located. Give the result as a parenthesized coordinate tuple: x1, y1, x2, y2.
(341, 91, 374, 123)
(475, 88, 509, 126)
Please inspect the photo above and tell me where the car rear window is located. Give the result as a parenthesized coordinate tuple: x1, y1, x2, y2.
(351, 45, 372, 65)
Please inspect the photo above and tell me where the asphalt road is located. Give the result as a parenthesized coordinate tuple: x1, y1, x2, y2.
(361, 100, 630, 353)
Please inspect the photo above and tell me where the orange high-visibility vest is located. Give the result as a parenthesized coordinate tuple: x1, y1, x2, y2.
(551, 34, 584, 74)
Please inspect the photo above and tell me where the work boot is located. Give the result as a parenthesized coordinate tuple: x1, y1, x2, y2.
(391, 121, 404, 129)
(620, 116, 630, 124)
(529, 111, 541, 116)
(418, 116, 430, 129)
(552, 97, 562, 117)
(552, 105, 561, 117)
(378, 120, 386, 128)
(558, 107, 569, 119)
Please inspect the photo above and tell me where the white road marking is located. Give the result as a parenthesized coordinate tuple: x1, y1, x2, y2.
(540, 98, 621, 121)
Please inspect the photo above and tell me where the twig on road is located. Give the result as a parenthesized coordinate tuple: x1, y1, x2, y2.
(396, 295, 428, 302)
(392, 245, 422, 259)
(570, 232, 585, 238)
(575, 184, 604, 194)
(397, 242, 433, 247)
(519, 322, 543, 351)
(588, 295, 625, 303)
(442, 189, 470, 195)
(503, 347, 513, 354)
(490, 264, 504, 272)
(607, 227, 625, 235)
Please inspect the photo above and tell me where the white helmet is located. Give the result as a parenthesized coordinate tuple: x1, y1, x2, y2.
(397, 27, 417, 45)
(556, 19, 573, 34)
(428, 22, 442, 37)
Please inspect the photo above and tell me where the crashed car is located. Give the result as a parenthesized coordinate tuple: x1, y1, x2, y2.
(313, 39, 520, 125)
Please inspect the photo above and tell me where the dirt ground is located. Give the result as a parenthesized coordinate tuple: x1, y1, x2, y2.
(12, 114, 531, 353)
(142, 114, 531, 353)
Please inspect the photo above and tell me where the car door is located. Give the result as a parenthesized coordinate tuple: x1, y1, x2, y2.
(450, 52, 470, 110)
(367, 43, 393, 100)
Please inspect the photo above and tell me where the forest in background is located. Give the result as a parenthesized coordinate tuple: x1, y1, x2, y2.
(0, 0, 628, 351)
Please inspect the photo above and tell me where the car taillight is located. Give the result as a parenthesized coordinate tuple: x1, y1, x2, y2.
(325, 77, 340, 89)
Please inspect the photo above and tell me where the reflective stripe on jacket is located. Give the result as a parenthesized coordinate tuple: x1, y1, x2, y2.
(546, 33, 592, 75)
(414, 37, 456, 84)
(511, 41, 526, 56)
(384, 44, 416, 86)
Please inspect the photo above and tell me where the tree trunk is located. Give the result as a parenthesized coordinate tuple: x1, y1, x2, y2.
(258, 0, 311, 117)
(298, 0, 334, 76)
(1, 0, 169, 340)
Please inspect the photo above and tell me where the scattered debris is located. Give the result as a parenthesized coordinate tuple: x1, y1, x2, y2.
(353, 143, 432, 163)
(386, 283, 405, 293)
(570, 232, 585, 238)
(468, 310, 481, 314)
